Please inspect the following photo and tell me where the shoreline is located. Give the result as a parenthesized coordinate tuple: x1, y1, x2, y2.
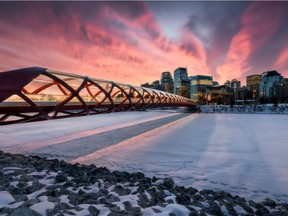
(0, 151, 287, 216)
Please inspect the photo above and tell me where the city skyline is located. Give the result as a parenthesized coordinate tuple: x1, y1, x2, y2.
(0, 1, 288, 85)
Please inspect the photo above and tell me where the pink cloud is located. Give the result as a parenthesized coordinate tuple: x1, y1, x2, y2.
(216, 2, 287, 84)
(0, 2, 212, 85)
(274, 45, 288, 78)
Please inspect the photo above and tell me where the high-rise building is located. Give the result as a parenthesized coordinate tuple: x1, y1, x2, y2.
(246, 74, 261, 100)
(173, 67, 190, 98)
(284, 78, 288, 98)
(160, 72, 174, 93)
(224, 80, 231, 87)
(259, 70, 285, 101)
(231, 79, 241, 89)
(190, 75, 212, 104)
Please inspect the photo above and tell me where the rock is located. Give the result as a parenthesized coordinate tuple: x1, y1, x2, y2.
(113, 184, 131, 196)
(55, 173, 67, 183)
(255, 206, 270, 216)
(46, 203, 74, 216)
(163, 178, 174, 189)
(88, 205, 100, 216)
(124, 201, 141, 214)
(107, 194, 120, 203)
(96, 197, 109, 204)
(107, 205, 121, 214)
(262, 198, 277, 208)
(137, 193, 151, 208)
(19, 174, 31, 182)
(205, 202, 222, 216)
(47, 196, 60, 203)
(7, 207, 41, 216)
(25, 182, 45, 194)
(22, 198, 40, 207)
(68, 194, 85, 205)
(152, 208, 162, 213)
(156, 190, 167, 203)
(131, 172, 145, 180)
(176, 194, 191, 205)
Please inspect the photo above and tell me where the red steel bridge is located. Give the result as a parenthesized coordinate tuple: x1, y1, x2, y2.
(0, 67, 196, 125)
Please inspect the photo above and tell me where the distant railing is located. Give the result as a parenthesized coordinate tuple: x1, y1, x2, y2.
(0, 67, 195, 124)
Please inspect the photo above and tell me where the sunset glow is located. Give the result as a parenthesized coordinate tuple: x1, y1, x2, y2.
(0, 1, 287, 85)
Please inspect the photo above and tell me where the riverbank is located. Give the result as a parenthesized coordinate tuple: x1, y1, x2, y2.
(1, 151, 287, 216)
(198, 104, 288, 114)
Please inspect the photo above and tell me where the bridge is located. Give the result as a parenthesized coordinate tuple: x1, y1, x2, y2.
(0, 67, 196, 125)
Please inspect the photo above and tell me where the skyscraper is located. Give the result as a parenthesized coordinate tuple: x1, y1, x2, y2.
(230, 79, 241, 89)
(173, 67, 190, 98)
(160, 72, 174, 93)
(189, 75, 213, 104)
(259, 70, 285, 101)
(246, 74, 261, 100)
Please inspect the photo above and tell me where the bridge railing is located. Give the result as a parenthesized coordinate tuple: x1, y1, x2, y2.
(0, 67, 194, 124)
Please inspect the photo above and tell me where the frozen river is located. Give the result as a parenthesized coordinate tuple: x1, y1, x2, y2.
(1, 111, 288, 202)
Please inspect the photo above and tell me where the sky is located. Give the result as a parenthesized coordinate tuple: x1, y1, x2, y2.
(0, 1, 287, 86)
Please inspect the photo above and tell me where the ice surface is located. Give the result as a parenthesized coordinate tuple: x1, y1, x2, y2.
(1, 112, 288, 202)
(72, 113, 288, 202)
(0, 111, 177, 153)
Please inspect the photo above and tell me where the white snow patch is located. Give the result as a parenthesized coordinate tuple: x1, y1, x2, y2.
(0, 191, 15, 208)
(30, 201, 55, 215)
(10, 181, 19, 187)
(156, 203, 190, 215)
(3, 170, 16, 175)
(154, 179, 164, 185)
(234, 204, 247, 214)
(221, 205, 231, 216)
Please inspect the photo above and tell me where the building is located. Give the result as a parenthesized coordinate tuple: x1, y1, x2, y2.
(206, 85, 235, 105)
(173, 67, 190, 98)
(190, 75, 213, 104)
(141, 80, 164, 91)
(160, 72, 174, 93)
(231, 79, 241, 89)
(284, 78, 288, 98)
(246, 74, 261, 101)
(259, 70, 285, 102)
(234, 87, 250, 104)
(224, 80, 231, 87)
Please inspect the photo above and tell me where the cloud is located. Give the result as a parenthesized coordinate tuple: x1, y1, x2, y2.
(0, 1, 213, 85)
(0, 2, 163, 84)
(1, 1, 287, 87)
(215, 2, 287, 84)
(274, 43, 288, 78)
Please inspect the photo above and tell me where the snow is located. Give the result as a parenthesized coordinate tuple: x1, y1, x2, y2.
(150, 203, 191, 215)
(1, 111, 288, 203)
(30, 201, 55, 215)
(233, 205, 247, 214)
(0, 111, 178, 154)
(0, 191, 15, 208)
